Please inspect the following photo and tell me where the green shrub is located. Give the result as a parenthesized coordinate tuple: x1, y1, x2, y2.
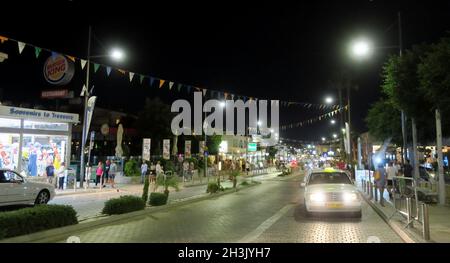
(124, 159, 140, 177)
(207, 182, 220, 193)
(0, 205, 78, 239)
(240, 180, 249, 186)
(102, 195, 145, 215)
(149, 192, 169, 206)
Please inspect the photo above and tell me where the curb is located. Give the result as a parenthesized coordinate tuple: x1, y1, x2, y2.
(359, 190, 419, 243)
(0, 182, 261, 243)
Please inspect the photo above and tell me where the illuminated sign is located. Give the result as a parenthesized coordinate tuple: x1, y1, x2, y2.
(43, 54, 75, 85)
(248, 143, 257, 152)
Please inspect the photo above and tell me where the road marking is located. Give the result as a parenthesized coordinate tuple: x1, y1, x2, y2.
(238, 204, 294, 243)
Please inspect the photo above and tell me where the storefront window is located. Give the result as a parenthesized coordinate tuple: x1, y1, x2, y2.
(21, 134, 68, 176)
(23, 121, 68, 131)
(0, 118, 21, 128)
(0, 133, 20, 170)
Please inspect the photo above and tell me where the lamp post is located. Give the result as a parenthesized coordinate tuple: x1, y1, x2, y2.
(79, 26, 125, 188)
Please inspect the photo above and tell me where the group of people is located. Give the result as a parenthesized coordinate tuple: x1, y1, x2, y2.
(374, 159, 413, 206)
(95, 160, 118, 188)
(140, 161, 164, 184)
(45, 161, 67, 190)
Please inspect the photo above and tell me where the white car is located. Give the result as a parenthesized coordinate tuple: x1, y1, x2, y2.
(302, 168, 361, 218)
(0, 169, 56, 206)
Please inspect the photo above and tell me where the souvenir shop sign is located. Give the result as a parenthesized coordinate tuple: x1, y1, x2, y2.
(0, 105, 79, 123)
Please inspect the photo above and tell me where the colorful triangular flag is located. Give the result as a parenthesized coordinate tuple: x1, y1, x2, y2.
(186, 85, 192, 93)
(118, 69, 126, 74)
(129, 72, 135, 82)
(0, 35, 8, 44)
(202, 89, 207, 96)
(18, 42, 26, 54)
(51, 51, 58, 58)
(169, 82, 174, 90)
(94, 63, 100, 73)
(106, 66, 112, 76)
(34, 47, 42, 58)
(67, 55, 76, 62)
(159, 79, 165, 88)
(139, 74, 144, 84)
(80, 59, 87, 70)
(149, 77, 156, 87)
(177, 83, 182, 92)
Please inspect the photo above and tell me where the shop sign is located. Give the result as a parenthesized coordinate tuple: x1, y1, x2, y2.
(41, 89, 72, 99)
(43, 54, 75, 85)
(0, 105, 79, 123)
(185, 140, 191, 158)
(163, 139, 170, 160)
(248, 142, 257, 152)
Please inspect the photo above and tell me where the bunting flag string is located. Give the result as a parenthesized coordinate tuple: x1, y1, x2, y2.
(279, 106, 347, 131)
(0, 33, 340, 110)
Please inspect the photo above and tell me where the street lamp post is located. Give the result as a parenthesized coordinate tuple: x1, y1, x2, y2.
(79, 26, 92, 188)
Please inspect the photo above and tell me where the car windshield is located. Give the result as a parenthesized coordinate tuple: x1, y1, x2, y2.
(308, 172, 351, 185)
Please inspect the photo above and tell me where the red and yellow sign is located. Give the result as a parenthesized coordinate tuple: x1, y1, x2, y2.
(43, 54, 74, 85)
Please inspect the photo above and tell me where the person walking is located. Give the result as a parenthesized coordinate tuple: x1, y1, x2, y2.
(56, 162, 67, 190)
(103, 160, 111, 188)
(183, 160, 189, 181)
(386, 161, 398, 199)
(95, 161, 103, 187)
(45, 161, 55, 185)
(109, 161, 117, 189)
(374, 163, 387, 206)
(140, 161, 148, 184)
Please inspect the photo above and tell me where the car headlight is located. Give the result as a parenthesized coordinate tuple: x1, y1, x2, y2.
(343, 192, 358, 202)
(310, 192, 326, 202)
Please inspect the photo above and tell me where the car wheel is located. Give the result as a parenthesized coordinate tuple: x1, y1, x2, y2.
(35, 190, 50, 205)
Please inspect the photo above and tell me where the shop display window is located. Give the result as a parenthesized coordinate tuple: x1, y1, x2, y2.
(23, 121, 68, 131)
(0, 118, 21, 128)
(0, 133, 20, 170)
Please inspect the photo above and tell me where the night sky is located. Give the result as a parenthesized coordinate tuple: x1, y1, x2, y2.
(1, 0, 450, 142)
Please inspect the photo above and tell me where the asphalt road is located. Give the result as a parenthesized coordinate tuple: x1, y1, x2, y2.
(54, 175, 403, 243)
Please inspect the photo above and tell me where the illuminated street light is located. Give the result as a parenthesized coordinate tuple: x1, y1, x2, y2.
(321, 137, 326, 142)
(350, 38, 373, 59)
(110, 48, 125, 61)
(219, 101, 226, 108)
(333, 133, 337, 139)
(330, 119, 336, 124)
(325, 97, 333, 104)
(257, 120, 263, 126)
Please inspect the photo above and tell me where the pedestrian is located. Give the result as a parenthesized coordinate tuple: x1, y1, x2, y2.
(103, 159, 111, 188)
(95, 161, 103, 187)
(57, 162, 67, 190)
(45, 161, 55, 185)
(109, 161, 117, 189)
(374, 163, 387, 206)
(183, 160, 189, 181)
(403, 159, 413, 178)
(386, 161, 397, 199)
(140, 161, 148, 184)
(156, 161, 164, 176)
(189, 161, 195, 180)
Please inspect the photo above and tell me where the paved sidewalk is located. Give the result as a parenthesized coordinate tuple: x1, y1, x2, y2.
(356, 173, 450, 243)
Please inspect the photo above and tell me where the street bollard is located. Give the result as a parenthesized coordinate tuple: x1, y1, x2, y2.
(374, 184, 378, 202)
(421, 203, 430, 241)
(406, 197, 413, 228)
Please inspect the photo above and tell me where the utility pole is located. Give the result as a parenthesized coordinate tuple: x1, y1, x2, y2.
(398, 12, 408, 166)
(79, 26, 92, 188)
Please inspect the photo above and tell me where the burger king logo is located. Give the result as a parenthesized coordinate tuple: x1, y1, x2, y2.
(43, 54, 75, 85)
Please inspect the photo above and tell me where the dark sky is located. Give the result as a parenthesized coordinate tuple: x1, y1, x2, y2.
(1, 0, 450, 142)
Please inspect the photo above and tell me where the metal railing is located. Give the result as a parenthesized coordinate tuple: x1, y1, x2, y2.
(356, 170, 430, 241)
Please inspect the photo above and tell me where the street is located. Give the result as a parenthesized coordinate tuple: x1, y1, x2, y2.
(52, 174, 403, 243)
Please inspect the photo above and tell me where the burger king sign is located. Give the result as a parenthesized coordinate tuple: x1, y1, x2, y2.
(43, 54, 75, 85)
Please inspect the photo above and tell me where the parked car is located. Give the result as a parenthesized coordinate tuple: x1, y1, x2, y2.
(0, 169, 56, 206)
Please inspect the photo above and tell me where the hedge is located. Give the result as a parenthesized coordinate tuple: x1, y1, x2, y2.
(0, 205, 78, 239)
(149, 192, 168, 206)
(102, 195, 146, 215)
(206, 182, 220, 194)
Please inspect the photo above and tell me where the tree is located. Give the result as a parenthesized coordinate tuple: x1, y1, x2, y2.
(135, 98, 174, 156)
(206, 134, 222, 155)
(365, 99, 402, 144)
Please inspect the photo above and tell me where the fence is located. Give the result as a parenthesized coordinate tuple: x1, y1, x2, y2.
(356, 169, 430, 241)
